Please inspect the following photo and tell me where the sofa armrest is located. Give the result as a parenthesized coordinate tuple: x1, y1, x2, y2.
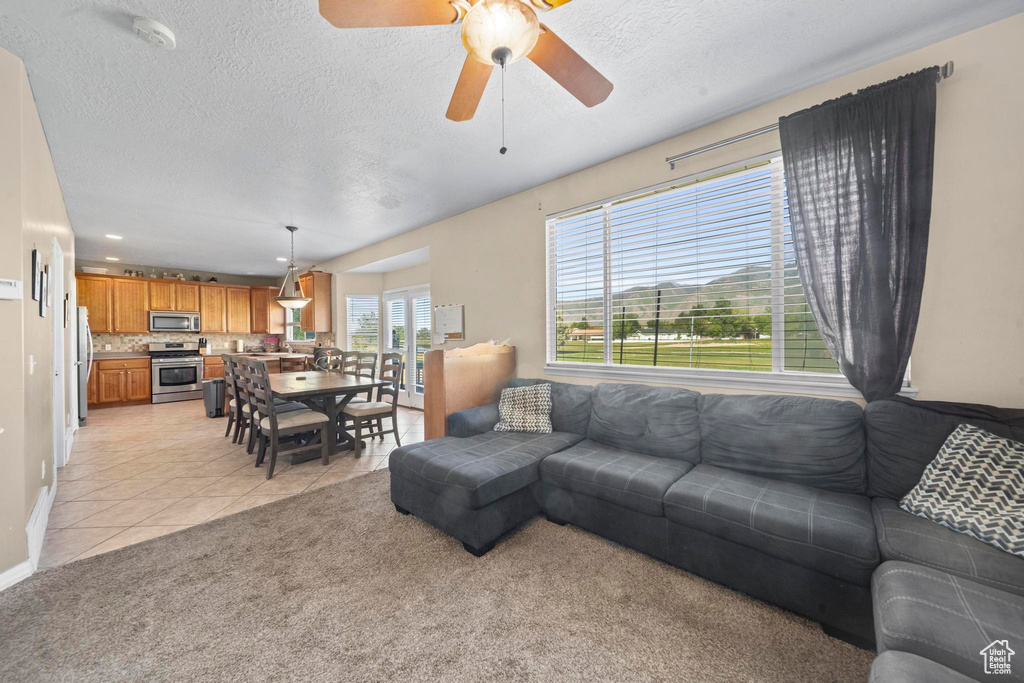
(447, 403, 499, 438)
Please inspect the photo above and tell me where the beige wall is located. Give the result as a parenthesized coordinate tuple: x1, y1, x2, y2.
(0, 46, 76, 575)
(323, 15, 1024, 409)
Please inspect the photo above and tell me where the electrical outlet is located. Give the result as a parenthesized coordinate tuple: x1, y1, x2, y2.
(104, 344, 111, 351)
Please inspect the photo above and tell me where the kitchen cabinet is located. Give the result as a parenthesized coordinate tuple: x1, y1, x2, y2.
(112, 279, 148, 333)
(226, 287, 251, 334)
(200, 285, 226, 333)
(203, 355, 225, 379)
(250, 287, 286, 335)
(76, 275, 112, 333)
(175, 283, 200, 311)
(148, 280, 175, 311)
(148, 281, 200, 312)
(91, 359, 152, 406)
(299, 271, 332, 333)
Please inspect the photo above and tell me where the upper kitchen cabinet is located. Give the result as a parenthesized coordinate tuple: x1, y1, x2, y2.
(76, 274, 112, 333)
(251, 286, 286, 335)
(175, 282, 200, 312)
(299, 271, 332, 333)
(200, 284, 226, 333)
(112, 279, 148, 333)
(226, 287, 251, 334)
(150, 280, 201, 312)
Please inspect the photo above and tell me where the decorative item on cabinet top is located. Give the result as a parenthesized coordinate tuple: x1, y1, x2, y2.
(74, 273, 305, 336)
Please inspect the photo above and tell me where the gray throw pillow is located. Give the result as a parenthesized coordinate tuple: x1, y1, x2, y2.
(493, 383, 552, 434)
(901, 423, 1024, 558)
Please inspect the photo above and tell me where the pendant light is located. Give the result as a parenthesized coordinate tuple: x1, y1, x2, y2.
(275, 225, 311, 309)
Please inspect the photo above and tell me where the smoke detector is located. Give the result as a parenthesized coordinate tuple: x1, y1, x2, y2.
(133, 17, 176, 50)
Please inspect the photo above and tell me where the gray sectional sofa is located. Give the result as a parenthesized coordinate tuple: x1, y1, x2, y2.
(389, 379, 1024, 681)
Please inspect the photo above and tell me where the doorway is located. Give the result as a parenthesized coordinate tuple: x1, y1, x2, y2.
(51, 237, 65, 480)
(382, 286, 430, 409)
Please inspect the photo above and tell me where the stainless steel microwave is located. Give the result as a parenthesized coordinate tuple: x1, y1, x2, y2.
(149, 311, 201, 333)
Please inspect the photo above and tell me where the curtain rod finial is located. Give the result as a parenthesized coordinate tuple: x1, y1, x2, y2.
(940, 61, 954, 81)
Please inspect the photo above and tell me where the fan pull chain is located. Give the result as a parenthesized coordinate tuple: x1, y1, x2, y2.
(499, 61, 507, 155)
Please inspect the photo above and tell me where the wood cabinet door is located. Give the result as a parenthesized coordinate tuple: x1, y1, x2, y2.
(87, 367, 99, 405)
(175, 283, 200, 311)
(125, 368, 151, 401)
(226, 287, 251, 334)
(204, 361, 225, 379)
(97, 369, 124, 403)
(112, 279, 149, 333)
(250, 287, 270, 334)
(269, 295, 286, 335)
(148, 280, 175, 311)
(298, 274, 313, 331)
(299, 272, 331, 333)
(76, 275, 112, 333)
(200, 286, 226, 333)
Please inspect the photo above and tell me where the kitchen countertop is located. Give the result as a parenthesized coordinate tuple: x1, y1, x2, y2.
(93, 352, 151, 360)
(201, 350, 313, 359)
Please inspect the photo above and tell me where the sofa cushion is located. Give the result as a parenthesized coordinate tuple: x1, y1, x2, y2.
(873, 561, 1024, 681)
(508, 379, 593, 435)
(872, 498, 1024, 598)
(664, 464, 878, 584)
(865, 398, 1024, 499)
(698, 394, 866, 494)
(540, 440, 693, 517)
(389, 431, 583, 509)
(869, 651, 978, 683)
(586, 383, 701, 462)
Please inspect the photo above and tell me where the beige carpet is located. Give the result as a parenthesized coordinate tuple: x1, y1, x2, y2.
(0, 470, 872, 682)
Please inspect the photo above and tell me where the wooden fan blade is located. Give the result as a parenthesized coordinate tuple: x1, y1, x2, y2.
(319, 0, 460, 29)
(446, 56, 493, 122)
(528, 24, 613, 107)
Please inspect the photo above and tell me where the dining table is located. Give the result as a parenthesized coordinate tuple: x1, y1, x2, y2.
(269, 370, 389, 464)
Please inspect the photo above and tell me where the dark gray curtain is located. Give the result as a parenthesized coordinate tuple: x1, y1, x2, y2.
(778, 67, 938, 402)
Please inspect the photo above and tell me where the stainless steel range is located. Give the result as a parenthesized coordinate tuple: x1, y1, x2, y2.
(149, 342, 204, 403)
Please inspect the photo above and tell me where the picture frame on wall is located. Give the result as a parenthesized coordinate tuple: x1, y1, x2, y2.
(39, 266, 47, 318)
(30, 248, 39, 301)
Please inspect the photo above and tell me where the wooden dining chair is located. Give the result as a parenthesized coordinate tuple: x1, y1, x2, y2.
(342, 352, 403, 458)
(223, 355, 240, 439)
(237, 357, 309, 455)
(242, 359, 331, 479)
(356, 352, 377, 402)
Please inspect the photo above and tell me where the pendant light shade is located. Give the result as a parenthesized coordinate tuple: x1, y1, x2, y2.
(276, 226, 311, 310)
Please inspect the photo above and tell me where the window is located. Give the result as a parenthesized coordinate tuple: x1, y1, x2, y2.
(346, 295, 379, 352)
(547, 153, 849, 393)
(286, 308, 315, 342)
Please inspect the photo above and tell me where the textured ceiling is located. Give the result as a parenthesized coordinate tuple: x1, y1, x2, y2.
(1, 1, 1020, 276)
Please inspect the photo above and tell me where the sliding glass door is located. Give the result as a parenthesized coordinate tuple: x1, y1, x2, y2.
(383, 286, 430, 408)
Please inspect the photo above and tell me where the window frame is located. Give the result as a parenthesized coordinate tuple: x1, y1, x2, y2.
(285, 307, 315, 343)
(544, 152, 915, 399)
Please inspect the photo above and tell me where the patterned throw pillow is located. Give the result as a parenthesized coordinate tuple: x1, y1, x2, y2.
(493, 383, 553, 434)
(901, 423, 1024, 558)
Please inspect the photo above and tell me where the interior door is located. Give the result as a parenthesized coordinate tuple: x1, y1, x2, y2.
(383, 287, 430, 409)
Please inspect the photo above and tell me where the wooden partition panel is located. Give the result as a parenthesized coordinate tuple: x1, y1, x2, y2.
(423, 344, 516, 440)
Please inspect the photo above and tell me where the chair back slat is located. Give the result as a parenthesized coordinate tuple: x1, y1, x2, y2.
(357, 352, 377, 380)
(378, 352, 404, 404)
(341, 351, 359, 376)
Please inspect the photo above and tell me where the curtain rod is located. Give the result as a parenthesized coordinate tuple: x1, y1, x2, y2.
(666, 61, 954, 169)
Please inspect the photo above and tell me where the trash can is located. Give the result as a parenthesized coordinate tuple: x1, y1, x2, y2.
(203, 378, 225, 418)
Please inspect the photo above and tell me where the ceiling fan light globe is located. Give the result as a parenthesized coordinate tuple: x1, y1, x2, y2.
(461, 0, 540, 66)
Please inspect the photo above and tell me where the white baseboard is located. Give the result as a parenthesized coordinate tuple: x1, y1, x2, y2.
(26, 484, 56, 571)
(0, 559, 33, 592)
(64, 424, 75, 466)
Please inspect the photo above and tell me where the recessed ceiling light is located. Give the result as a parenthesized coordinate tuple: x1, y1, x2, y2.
(105, 234, 122, 240)
(276, 257, 287, 262)
(105, 257, 120, 261)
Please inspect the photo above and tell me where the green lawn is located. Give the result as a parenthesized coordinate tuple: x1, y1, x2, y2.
(554, 338, 839, 374)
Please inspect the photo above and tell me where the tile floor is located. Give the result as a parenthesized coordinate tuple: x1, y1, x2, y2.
(41, 399, 424, 568)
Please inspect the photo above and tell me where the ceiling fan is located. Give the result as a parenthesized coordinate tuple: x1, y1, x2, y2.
(318, 0, 613, 122)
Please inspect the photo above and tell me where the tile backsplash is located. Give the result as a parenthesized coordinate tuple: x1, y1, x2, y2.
(92, 332, 336, 353)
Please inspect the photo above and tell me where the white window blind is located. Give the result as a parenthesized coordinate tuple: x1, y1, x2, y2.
(547, 154, 839, 379)
(346, 295, 379, 352)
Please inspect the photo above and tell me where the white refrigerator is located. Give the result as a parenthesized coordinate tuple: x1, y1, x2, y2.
(76, 306, 93, 426)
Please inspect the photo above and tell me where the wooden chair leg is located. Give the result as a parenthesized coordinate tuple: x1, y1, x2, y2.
(247, 420, 258, 454)
(354, 421, 362, 458)
(256, 435, 267, 467)
(392, 408, 401, 447)
(233, 414, 244, 444)
(376, 418, 384, 440)
(266, 436, 278, 479)
(320, 425, 330, 466)
(225, 412, 235, 438)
